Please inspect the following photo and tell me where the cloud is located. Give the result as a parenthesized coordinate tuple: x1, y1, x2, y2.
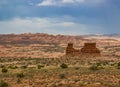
(37, 0, 56, 6)
(60, 22, 77, 27)
(62, 0, 85, 4)
(37, 0, 105, 6)
(0, 17, 90, 35)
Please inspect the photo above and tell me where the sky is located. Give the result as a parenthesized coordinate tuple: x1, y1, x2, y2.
(0, 0, 120, 35)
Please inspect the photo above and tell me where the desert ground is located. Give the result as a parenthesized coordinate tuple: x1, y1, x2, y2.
(0, 33, 120, 87)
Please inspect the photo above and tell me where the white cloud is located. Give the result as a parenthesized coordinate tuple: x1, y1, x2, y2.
(62, 0, 75, 3)
(37, 0, 57, 6)
(61, 22, 76, 27)
(62, 0, 85, 3)
(37, 0, 105, 6)
(0, 17, 89, 35)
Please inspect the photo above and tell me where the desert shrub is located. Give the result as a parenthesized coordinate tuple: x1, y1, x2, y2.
(17, 73, 24, 78)
(96, 62, 102, 66)
(37, 65, 44, 69)
(74, 67, 79, 70)
(117, 67, 120, 69)
(110, 63, 116, 66)
(8, 65, 18, 69)
(2, 68, 8, 73)
(60, 63, 68, 69)
(118, 62, 120, 66)
(99, 66, 104, 69)
(0, 65, 5, 68)
(59, 73, 65, 79)
(117, 62, 120, 69)
(0, 80, 8, 87)
(52, 84, 57, 87)
(17, 78, 21, 83)
(67, 85, 72, 87)
(102, 61, 109, 65)
(89, 65, 99, 71)
(42, 69, 48, 73)
(108, 83, 120, 87)
(21, 65, 27, 69)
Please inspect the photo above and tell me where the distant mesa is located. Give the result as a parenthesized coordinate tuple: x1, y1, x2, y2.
(66, 43, 100, 56)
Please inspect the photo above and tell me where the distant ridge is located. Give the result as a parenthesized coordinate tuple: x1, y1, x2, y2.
(0, 33, 119, 45)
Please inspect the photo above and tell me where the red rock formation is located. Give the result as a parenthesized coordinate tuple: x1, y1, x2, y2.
(66, 43, 100, 56)
(81, 43, 100, 53)
(66, 43, 80, 56)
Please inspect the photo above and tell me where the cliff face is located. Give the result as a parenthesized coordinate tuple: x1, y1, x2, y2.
(66, 43, 100, 56)
(81, 43, 100, 53)
(66, 43, 80, 56)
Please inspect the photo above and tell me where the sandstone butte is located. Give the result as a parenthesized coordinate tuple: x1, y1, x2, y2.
(66, 43, 100, 56)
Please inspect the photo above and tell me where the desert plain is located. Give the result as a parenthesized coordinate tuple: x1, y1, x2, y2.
(0, 33, 120, 87)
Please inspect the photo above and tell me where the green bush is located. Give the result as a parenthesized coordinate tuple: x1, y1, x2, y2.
(96, 62, 102, 66)
(118, 62, 120, 66)
(37, 65, 44, 69)
(21, 65, 27, 69)
(17, 73, 24, 78)
(74, 67, 79, 70)
(117, 62, 120, 69)
(89, 65, 99, 71)
(0, 65, 5, 68)
(60, 63, 68, 69)
(117, 67, 120, 69)
(67, 85, 72, 87)
(17, 78, 21, 83)
(2, 68, 8, 73)
(8, 65, 18, 69)
(52, 84, 57, 87)
(0, 80, 8, 87)
(59, 73, 65, 79)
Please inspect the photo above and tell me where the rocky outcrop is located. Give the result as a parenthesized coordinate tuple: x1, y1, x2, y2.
(66, 43, 80, 56)
(66, 43, 100, 56)
(81, 43, 100, 53)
